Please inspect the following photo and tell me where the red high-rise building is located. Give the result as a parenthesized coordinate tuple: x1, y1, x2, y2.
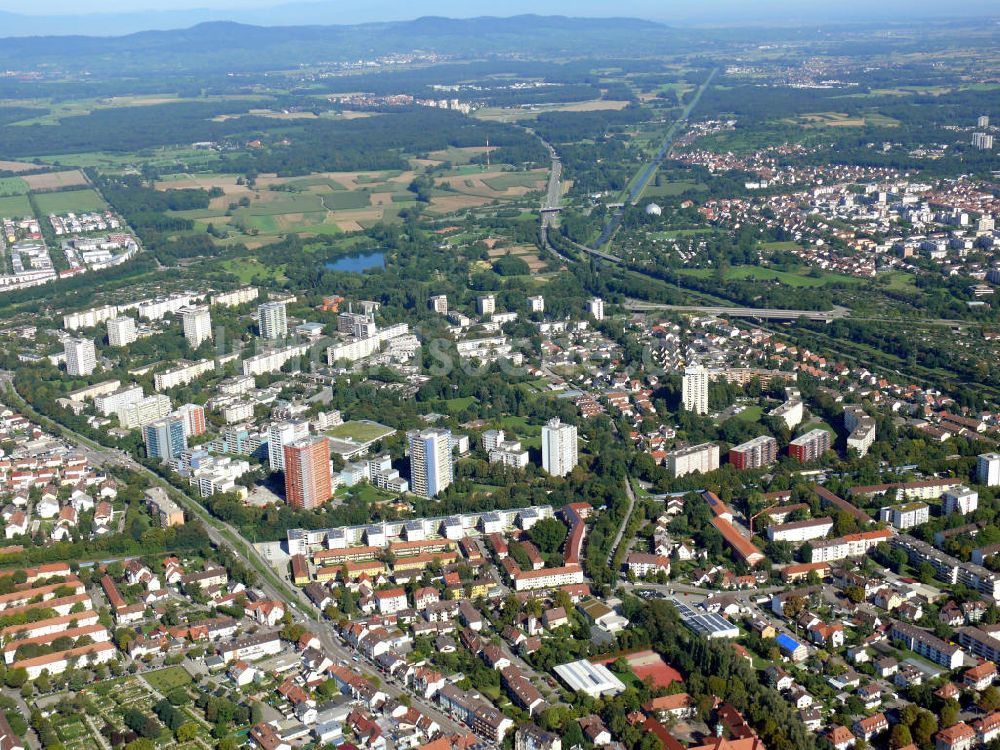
(284, 436, 332, 509)
(788, 429, 831, 463)
(729, 435, 778, 470)
(175, 403, 207, 437)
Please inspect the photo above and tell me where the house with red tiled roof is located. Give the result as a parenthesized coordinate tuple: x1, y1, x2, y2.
(964, 661, 997, 690)
(250, 723, 289, 750)
(974, 711, 1000, 745)
(935, 682, 961, 701)
(0, 710, 25, 750)
(246, 600, 285, 627)
(644, 693, 693, 720)
(936, 722, 975, 750)
(853, 713, 888, 742)
(827, 725, 855, 750)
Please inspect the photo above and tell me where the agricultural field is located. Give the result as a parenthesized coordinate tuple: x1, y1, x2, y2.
(23, 169, 90, 190)
(0, 159, 39, 173)
(487, 243, 548, 273)
(418, 145, 495, 166)
(0, 176, 29, 195)
(33, 188, 107, 214)
(162, 170, 420, 239)
(0, 194, 34, 217)
(153, 148, 547, 242)
(39, 146, 223, 171)
(428, 168, 546, 215)
(789, 111, 900, 128)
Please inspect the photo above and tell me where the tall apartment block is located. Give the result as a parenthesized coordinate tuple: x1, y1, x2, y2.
(973, 132, 995, 150)
(541, 418, 578, 478)
(667, 442, 720, 478)
(477, 295, 496, 316)
(682, 363, 709, 415)
(106, 316, 138, 347)
(64, 338, 97, 376)
(143, 416, 187, 461)
(284, 436, 332, 509)
(258, 300, 288, 340)
(729, 435, 778, 470)
(979, 453, 1000, 487)
(788, 429, 831, 462)
(407, 428, 454, 498)
(174, 403, 207, 438)
(269, 420, 311, 472)
(180, 305, 213, 348)
(588, 297, 604, 321)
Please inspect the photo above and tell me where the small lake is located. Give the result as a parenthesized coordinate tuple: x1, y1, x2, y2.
(324, 250, 385, 273)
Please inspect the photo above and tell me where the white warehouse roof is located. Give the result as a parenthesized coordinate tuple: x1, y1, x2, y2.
(554, 659, 627, 698)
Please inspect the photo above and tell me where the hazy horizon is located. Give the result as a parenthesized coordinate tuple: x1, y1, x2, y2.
(2, 0, 999, 23)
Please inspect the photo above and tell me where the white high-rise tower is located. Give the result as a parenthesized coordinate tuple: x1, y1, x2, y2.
(180, 305, 213, 348)
(258, 301, 288, 340)
(65, 338, 97, 376)
(407, 428, 454, 498)
(682, 363, 709, 415)
(541, 418, 578, 477)
(268, 421, 311, 472)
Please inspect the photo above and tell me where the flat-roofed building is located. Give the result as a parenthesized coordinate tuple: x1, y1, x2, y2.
(729, 435, 777, 470)
(768, 516, 833, 544)
(667, 442, 719, 478)
(788, 429, 831, 462)
(554, 659, 626, 698)
(944, 486, 979, 516)
(106, 316, 137, 347)
(880, 502, 930, 530)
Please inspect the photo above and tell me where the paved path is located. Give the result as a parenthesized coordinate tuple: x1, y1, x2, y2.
(607, 479, 637, 566)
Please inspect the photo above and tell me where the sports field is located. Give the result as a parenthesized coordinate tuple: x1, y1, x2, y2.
(592, 649, 683, 689)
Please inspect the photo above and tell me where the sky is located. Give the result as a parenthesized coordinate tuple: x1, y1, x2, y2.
(1, 0, 997, 21)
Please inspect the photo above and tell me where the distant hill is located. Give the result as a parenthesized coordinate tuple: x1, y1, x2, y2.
(1, 0, 995, 38)
(0, 15, 682, 75)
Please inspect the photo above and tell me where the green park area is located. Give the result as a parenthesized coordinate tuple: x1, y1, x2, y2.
(678, 265, 865, 288)
(325, 419, 396, 445)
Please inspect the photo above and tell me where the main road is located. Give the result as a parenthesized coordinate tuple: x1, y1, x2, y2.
(593, 67, 718, 249)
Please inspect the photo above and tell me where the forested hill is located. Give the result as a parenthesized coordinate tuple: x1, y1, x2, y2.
(0, 16, 689, 75)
